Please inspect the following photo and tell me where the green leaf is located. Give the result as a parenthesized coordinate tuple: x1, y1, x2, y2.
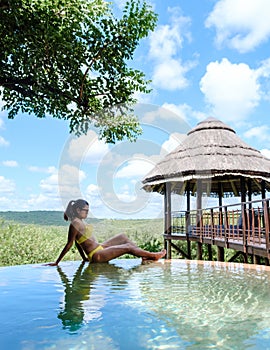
(0, 0, 158, 143)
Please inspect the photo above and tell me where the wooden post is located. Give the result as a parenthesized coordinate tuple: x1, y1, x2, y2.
(210, 208, 214, 244)
(207, 244, 212, 261)
(218, 182, 223, 226)
(164, 182, 172, 259)
(261, 180, 266, 200)
(240, 177, 246, 204)
(196, 179, 202, 235)
(196, 179, 203, 261)
(248, 178, 252, 203)
(186, 181, 191, 259)
(263, 199, 270, 259)
(197, 242, 203, 260)
(224, 205, 228, 247)
(253, 255, 261, 265)
(217, 246, 224, 261)
(218, 182, 223, 207)
(197, 179, 202, 211)
(240, 177, 248, 262)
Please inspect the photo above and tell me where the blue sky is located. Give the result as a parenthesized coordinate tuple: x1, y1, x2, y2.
(1, 0, 270, 218)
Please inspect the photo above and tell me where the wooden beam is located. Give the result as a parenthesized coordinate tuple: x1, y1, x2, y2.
(230, 179, 238, 197)
(228, 250, 242, 262)
(171, 242, 189, 259)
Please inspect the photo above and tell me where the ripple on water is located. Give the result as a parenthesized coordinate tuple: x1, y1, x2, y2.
(122, 260, 270, 349)
(1, 259, 270, 349)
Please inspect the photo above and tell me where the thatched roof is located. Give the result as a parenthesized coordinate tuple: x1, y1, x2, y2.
(142, 117, 270, 196)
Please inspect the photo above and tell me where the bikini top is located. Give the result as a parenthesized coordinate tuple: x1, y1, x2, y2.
(76, 224, 93, 244)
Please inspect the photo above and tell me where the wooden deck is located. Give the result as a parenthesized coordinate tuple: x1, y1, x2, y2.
(164, 198, 270, 264)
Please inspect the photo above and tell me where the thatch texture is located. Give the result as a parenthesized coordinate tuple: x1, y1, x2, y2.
(142, 117, 270, 196)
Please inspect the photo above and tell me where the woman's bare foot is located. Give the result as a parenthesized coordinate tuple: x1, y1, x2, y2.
(153, 249, 166, 260)
(142, 249, 166, 262)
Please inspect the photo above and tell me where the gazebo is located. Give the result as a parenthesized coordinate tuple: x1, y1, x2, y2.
(142, 117, 270, 262)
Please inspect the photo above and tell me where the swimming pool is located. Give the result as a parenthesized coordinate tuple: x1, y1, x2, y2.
(1, 259, 270, 349)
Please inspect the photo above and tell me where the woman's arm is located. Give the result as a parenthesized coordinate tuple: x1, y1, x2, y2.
(46, 241, 73, 266)
(75, 241, 89, 262)
(45, 223, 79, 266)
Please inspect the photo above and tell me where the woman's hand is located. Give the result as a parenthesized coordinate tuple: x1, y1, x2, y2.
(44, 262, 58, 266)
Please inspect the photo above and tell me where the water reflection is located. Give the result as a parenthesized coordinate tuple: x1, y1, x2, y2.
(56, 262, 134, 332)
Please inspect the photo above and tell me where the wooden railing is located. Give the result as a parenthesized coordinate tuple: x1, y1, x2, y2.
(169, 198, 270, 259)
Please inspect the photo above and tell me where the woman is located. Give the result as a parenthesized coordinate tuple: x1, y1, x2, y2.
(47, 199, 166, 266)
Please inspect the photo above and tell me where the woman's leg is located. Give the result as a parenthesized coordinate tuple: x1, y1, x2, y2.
(92, 243, 166, 263)
(101, 233, 138, 248)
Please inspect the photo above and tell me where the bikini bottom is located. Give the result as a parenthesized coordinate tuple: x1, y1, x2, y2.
(88, 245, 103, 262)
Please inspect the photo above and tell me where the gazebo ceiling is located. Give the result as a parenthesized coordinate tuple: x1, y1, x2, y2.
(142, 117, 270, 196)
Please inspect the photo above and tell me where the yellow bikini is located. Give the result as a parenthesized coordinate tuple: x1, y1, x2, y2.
(87, 245, 103, 262)
(76, 224, 93, 244)
(76, 225, 103, 262)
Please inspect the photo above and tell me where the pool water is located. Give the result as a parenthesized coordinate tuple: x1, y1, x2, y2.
(1, 259, 270, 350)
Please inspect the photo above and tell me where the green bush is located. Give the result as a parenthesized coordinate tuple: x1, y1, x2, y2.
(0, 220, 81, 266)
(0, 218, 164, 266)
(0, 217, 249, 267)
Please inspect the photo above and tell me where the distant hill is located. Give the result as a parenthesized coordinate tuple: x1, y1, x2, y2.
(0, 211, 161, 228)
(0, 211, 68, 226)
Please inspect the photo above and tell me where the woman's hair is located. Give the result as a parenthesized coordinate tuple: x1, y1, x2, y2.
(64, 199, 89, 221)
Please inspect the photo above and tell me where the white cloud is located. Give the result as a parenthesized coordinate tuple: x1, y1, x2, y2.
(115, 159, 155, 179)
(260, 149, 270, 158)
(140, 103, 208, 141)
(140, 103, 192, 139)
(26, 165, 87, 210)
(67, 131, 109, 164)
(57, 164, 87, 209)
(86, 184, 100, 196)
(22, 164, 87, 210)
(58, 164, 86, 187)
(205, 0, 270, 53)
(116, 191, 137, 203)
(161, 103, 192, 122)
(85, 184, 104, 211)
(200, 58, 260, 122)
(2, 160, 18, 167)
(0, 136, 9, 147)
(113, 0, 127, 9)
(244, 125, 270, 141)
(28, 165, 55, 173)
(27, 193, 62, 211)
(149, 21, 184, 61)
(40, 173, 59, 194)
(0, 176, 15, 194)
(149, 7, 196, 91)
(162, 133, 184, 153)
(152, 59, 189, 90)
